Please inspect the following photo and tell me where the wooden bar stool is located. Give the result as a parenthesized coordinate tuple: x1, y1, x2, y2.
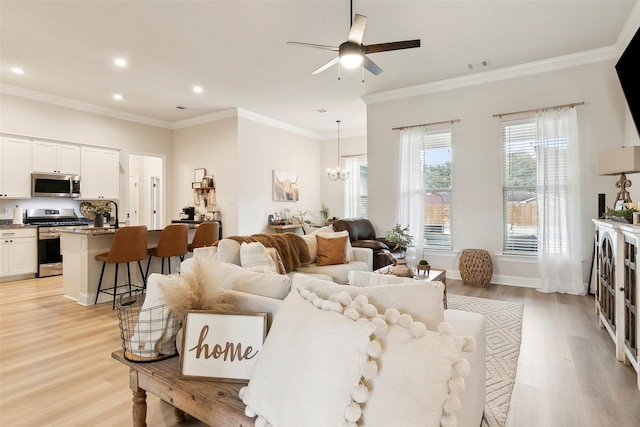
(145, 224, 188, 278)
(95, 225, 148, 309)
(188, 221, 220, 252)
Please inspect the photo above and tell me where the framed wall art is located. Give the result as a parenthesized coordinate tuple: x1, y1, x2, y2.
(179, 311, 267, 383)
(272, 170, 299, 202)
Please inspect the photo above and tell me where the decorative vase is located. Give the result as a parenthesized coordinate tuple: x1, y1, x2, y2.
(94, 214, 104, 228)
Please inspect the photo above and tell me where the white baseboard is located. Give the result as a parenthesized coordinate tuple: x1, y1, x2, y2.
(448, 270, 541, 289)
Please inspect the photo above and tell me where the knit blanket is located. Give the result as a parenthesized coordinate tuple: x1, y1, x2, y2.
(225, 233, 311, 273)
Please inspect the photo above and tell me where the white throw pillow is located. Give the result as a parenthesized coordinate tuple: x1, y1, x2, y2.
(216, 239, 241, 265)
(348, 270, 411, 287)
(208, 261, 292, 300)
(292, 273, 445, 330)
(240, 242, 277, 273)
(316, 230, 354, 261)
(362, 321, 474, 427)
(240, 288, 377, 426)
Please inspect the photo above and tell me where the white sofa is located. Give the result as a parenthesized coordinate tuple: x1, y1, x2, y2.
(170, 252, 487, 426)
(203, 232, 373, 285)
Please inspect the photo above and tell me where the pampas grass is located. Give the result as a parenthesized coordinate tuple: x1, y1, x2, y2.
(159, 257, 236, 319)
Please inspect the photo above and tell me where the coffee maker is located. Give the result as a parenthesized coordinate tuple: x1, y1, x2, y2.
(180, 207, 195, 220)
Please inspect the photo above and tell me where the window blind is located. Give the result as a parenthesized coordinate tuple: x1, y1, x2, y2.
(422, 129, 452, 249)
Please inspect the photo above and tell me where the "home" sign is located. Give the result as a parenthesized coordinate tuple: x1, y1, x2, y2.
(179, 311, 267, 382)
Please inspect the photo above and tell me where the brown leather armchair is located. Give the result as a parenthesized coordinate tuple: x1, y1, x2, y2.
(332, 218, 404, 271)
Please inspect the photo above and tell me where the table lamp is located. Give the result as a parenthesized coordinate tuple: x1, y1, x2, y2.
(597, 146, 640, 204)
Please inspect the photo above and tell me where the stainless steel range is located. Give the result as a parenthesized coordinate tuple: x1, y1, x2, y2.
(25, 208, 90, 277)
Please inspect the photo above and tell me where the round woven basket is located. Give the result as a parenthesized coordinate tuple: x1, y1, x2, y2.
(459, 249, 492, 287)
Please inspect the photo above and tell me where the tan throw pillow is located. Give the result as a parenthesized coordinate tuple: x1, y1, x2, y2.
(265, 247, 287, 275)
(316, 235, 348, 266)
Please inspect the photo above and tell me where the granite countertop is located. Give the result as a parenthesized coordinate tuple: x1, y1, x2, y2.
(58, 226, 164, 235)
(0, 221, 38, 230)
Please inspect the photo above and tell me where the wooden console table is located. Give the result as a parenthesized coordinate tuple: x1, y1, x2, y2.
(111, 350, 253, 426)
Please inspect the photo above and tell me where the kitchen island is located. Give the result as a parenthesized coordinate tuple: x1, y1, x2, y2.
(60, 226, 195, 306)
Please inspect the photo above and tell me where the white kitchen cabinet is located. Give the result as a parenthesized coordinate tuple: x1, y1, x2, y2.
(80, 146, 120, 200)
(32, 140, 80, 174)
(0, 136, 31, 199)
(0, 228, 37, 278)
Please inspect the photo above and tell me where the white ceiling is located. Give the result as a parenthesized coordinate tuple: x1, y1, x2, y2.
(1, 1, 638, 138)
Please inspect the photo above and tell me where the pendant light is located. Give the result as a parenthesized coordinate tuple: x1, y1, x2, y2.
(327, 120, 350, 181)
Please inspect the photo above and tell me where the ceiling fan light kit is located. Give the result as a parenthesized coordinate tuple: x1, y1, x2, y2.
(288, 1, 420, 79)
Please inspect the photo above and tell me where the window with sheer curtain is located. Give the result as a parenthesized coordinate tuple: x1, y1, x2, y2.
(502, 119, 538, 253)
(502, 108, 584, 294)
(344, 155, 368, 218)
(398, 126, 452, 252)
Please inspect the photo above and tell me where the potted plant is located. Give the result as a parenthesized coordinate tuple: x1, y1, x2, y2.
(385, 224, 414, 252)
(320, 205, 330, 224)
(603, 207, 637, 224)
(416, 259, 431, 276)
(88, 201, 112, 227)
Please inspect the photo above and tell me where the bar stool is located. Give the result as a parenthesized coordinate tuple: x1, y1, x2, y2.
(145, 224, 188, 278)
(95, 225, 148, 309)
(188, 221, 220, 252)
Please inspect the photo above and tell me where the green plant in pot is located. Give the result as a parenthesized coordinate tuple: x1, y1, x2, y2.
(603, 207, 638, 224)
(385, 224, 414, 252)
(416, 259, 431, 276)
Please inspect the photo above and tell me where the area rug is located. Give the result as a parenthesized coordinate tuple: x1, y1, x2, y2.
(448, 294, 523, 427)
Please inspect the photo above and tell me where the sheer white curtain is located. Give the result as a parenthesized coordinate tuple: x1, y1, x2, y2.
(536, 108, 585, 295)
(397, 127, 425, 254)
(344, 156, 361, 218)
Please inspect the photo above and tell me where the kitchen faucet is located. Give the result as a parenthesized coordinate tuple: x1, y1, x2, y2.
(107, 200, 119, 229)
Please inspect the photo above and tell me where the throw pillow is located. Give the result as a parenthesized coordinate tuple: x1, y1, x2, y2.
(240, 242, 277, 273)
(362, 320, 473, 427)
(316, 230, 355, 261)
(299, 234, 318, 264)
(316, 235, 348, 266)
(292, 273, 445, 330)
(216, 239, 241, 265)
(240, 288, 379, 426)
(265, 247, 287, 274)
(207, 261, 292, 300)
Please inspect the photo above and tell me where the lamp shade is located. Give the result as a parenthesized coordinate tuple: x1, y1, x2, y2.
(597, 146, 640, 176)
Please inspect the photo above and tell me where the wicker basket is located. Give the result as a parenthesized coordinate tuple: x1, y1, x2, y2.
(459, 249, 493, 287)
(115, 290, 181, 362)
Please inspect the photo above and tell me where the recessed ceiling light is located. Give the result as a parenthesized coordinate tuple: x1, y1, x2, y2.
(11, 67, 24, 74)
(113, 94, 123, 100)
(114, 58, 127, 67)
(193, 86, 203, 93)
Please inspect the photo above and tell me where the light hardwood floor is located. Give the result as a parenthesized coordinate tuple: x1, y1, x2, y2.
(1, 276, 639, 427)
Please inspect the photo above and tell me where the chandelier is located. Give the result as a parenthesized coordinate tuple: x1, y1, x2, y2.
(327, 120, 350, 181)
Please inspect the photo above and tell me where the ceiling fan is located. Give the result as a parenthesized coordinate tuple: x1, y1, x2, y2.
(287, 1, 420, 76)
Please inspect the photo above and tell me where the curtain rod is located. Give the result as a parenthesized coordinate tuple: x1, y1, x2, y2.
(392, 119, 460, 131)
(493, 102, 585, 118)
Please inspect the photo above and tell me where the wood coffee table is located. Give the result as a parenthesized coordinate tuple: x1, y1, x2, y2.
(374, 266, 447, 308)
(112, 350, 253, 427)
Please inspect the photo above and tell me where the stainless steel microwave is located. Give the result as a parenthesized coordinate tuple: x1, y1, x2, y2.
(32, 173, 81, 198)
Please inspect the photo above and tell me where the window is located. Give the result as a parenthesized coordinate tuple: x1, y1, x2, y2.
(422, 129, 452, 249)
(502, 119, 538, 253)
(344, 155, 368, 218)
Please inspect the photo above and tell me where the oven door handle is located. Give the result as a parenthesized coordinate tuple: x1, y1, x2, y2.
(39, 233, 60, 240)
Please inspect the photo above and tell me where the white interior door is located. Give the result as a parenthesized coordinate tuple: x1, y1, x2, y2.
(128, 175, 140, 225)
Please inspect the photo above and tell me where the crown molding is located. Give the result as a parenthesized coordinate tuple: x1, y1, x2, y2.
(361, 46, 619, 105)
(0, 83, 173, 128)
(237, 108, 321, 140)
(170, 109, 238, 129)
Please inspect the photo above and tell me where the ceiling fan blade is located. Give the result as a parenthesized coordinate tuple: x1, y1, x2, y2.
(312, 56, 340, 74)
(363, 39, 421, 54)
(362, 55, 383, 75)
(347, 14, 367, 45)
(287, 41, 339, 51)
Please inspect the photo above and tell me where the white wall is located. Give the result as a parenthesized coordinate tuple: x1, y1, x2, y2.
(321, 134, 367, 220)
(238, 117, 322, 235)
(0, 94, 173, 221)
(366, 59, 636, 287)
(171, 110, 323, 237)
